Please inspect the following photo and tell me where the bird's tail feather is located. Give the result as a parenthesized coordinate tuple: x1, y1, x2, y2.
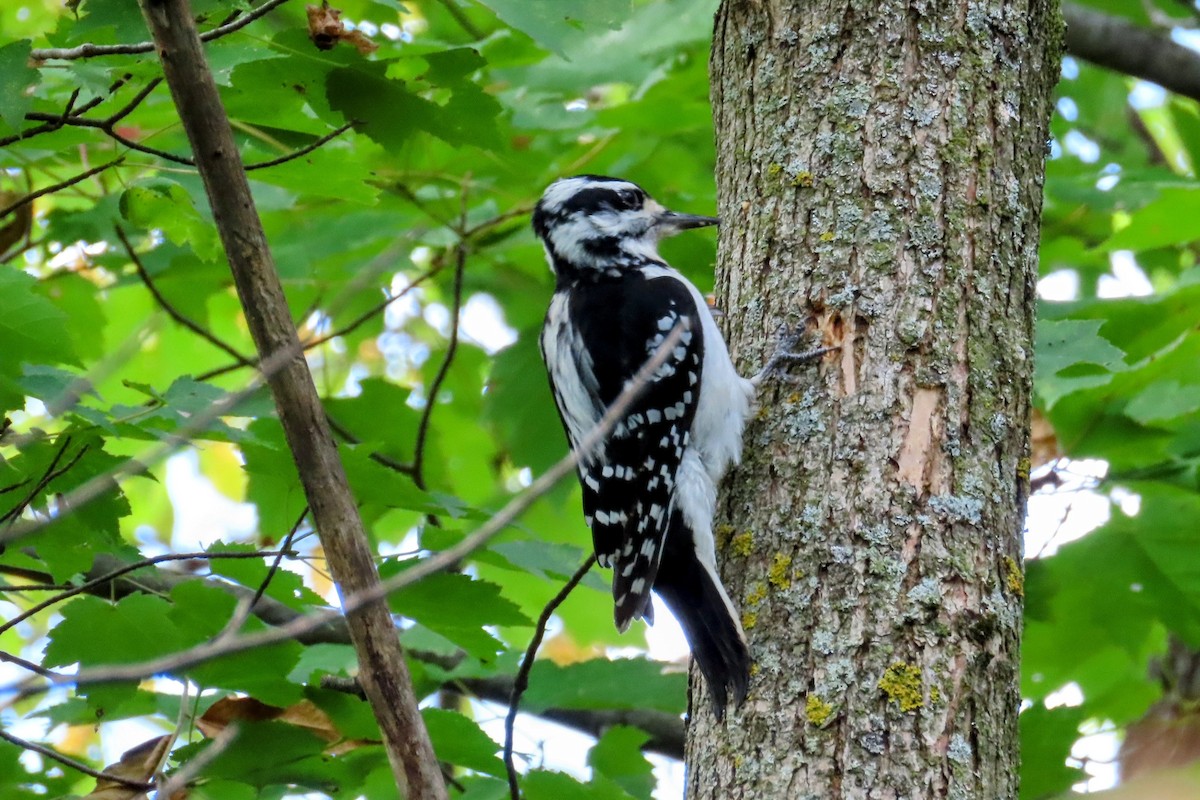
(652, 514, 751, 720)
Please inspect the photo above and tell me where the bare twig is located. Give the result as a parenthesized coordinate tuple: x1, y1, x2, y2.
(105, 77, 164, 125)
(431, 0, 485, 39)
(155, 723, 240, 798)
(413, 186, 469, 491)
(119, 229, 252, 362)
(0, 649, 60, 678)
(30, 0, 293, 61)
(244, 122, 355, 170)
(118, 225, 256, 365)
(504, 554, 596, 799)
(0, 159, 124, 220)
(0, 435, 79, 524)
(0, 728, 152, 791)
(0, 548, 297, 638)
(194, 258, 442, 382)
(326, 415, 416, 475)
(214, 507, 309, 640)
(2, 557, 688, 760)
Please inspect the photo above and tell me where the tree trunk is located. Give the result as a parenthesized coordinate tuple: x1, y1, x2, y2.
(693, 2, 1061, 797)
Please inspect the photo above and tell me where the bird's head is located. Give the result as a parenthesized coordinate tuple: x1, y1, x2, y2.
(532, 175, 718, 278)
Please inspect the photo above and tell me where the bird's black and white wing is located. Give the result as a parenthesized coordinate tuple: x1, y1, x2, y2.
(540, 272, 703, 630)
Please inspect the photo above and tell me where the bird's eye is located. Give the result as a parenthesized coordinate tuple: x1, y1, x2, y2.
(615, 189, 642, 210)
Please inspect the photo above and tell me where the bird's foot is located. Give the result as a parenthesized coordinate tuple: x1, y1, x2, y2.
(751, 326, 834, 386)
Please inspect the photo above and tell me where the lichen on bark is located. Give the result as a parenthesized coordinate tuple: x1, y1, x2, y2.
(691, 1, 1062, 797)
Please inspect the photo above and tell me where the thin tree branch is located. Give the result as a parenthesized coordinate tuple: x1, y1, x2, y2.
(106, 77, 164, 125)
(156, 723, 240, 797)
(30, 0, 293, 61)
(244, 122, 355, 170)
(0, 435, 78, 525)
(1064, 2, 1200, 104)
(0, 159, 124, 221)
(117, 225, 256, 366)
(431, 0, 485, 40)
(0, 728, 153, 791)
(326, 415, 416, 475)
(412, 190, 469, 491)
(0, 649, 60, 678)
(0, 549, 296, 638)
(504, 554, 596, 800)
(214, 507, 310, 640)
(193, 260, 442, 382)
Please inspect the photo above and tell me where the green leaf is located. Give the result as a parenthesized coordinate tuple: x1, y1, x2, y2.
(119, 180, 221, 262)
(1104, 188, 1200, 252)
(476, 0, 630, 57)
(327, 55, 501, 149)
(43, 594, 185, 667)
(1034, 318, 1127, 408)
(384, 567, 531, 659)
(288, 643, 359, 684)
(422, 707, 505, 777)
(484, 332, 569, 472)
(522, 769, 635, 800)
(588, 726, 655, 800)
(0, 40, 37, 131)
(522, 658, 686, 714)
(167, 581, 304, 705)
(0, 268, 78, 410)
(1124, 380, 1200, 424)
(191, 720, 338, 788)
(1019, 703, 1086, 800)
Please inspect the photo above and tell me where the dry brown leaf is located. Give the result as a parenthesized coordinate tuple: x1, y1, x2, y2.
(1030, 408, 1060, 469)
(1122, 707, 1200, 782)
(0, 191, 33, 257)
(1089, 766, 1200, 799)
(84, 734, 172, 800)
(306, 2, 378, 55)
(197, 695, 371, 753)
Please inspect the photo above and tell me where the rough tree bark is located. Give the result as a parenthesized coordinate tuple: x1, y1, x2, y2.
(692, 2, 1061, 798)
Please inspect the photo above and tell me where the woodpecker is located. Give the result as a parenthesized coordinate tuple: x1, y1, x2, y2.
(534, 175, 755, 718)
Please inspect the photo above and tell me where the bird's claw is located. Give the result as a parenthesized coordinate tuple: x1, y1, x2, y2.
(751, 327, 833, 386)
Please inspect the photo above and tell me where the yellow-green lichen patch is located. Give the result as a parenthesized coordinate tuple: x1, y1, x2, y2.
(930, 686, 942, 704)
(745, 581, 767, 606)
(749, 662, 760, 677)
(791, 171, 813, 188)
(805, 694, 833, 726)
(768, 553, 793, 589)
(1016, 456, 1031, 481)
(715, 523, 736, 550)
(1003, 555, 1024, 597)
(878, 662, 924, 712)
(742, 610, 758, 630)
(766, 163, 783, 178)
(819, 231, 835, 242)
(731, 531, 754, 557)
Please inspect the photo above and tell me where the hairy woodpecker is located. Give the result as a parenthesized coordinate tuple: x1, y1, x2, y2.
(534, 175, 754, 717)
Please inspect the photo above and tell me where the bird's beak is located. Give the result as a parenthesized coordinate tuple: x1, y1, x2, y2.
(655, 210, 720, 237)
